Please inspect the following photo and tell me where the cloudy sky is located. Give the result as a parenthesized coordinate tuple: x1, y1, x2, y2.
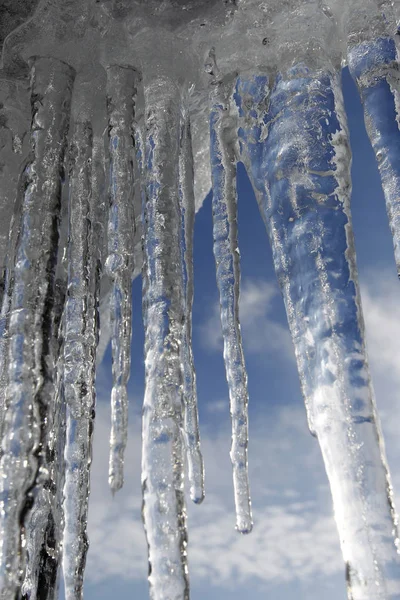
(69, 67, 400, 599)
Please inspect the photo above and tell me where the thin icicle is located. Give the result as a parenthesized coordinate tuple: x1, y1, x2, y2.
(91, 132, 108, 366)
(347, 35, 400, 275)
(105, 65, 137, 493)
(91, 134, 107, 343)
(0, 207, 21, 439)
(209, 78, 252, 534)
(0, 57, 75, 599)
(0, 262, 13, 446)
(237, 66, 400, 597)
(63, 120, 96, 600)
(141, 77, 189, 600)
(178, 103, 205, 505)
(108, 274, 131, 491)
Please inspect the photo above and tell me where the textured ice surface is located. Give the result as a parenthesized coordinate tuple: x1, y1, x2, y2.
(210, 72, 252, 533)
(0, 1, 399, 599)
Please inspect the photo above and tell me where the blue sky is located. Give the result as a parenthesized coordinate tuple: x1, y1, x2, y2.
(73, 67, 400, 599)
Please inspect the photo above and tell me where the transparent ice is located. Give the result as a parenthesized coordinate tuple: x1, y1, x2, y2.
(0, 0, 399, 598)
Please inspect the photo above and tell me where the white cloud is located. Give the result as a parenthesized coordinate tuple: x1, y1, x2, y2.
(360, 269, 400, 496)
(86, 402, 147, 583)
(360, 270, 400, 389)
(200, 277, 294, 359)
(188, 504, 341, 586)
(186, 405, 342, 588)
(204, 398, 229, 414)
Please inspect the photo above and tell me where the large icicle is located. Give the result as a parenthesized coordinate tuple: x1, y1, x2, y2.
(237, 66, 400, 597)
(105, 65, 137, 493)
(141, 76, 189, 600)
(209, 75, 252, 533)
(21, 276, 68, 600)
(62, 120, 96, 600)
(178, 102, 205, 505)
(0, 57, 74, 599)
(345, 4, 400, 274)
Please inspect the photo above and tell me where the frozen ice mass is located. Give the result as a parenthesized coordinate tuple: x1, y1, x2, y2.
(0, 0, 399, 598)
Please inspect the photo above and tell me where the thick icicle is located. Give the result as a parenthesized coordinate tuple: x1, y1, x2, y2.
(237, 66, 400, 596)
(105, 65, 137, 493)
(178, 103, 205, 505)
(236, 73, 318, 437)
(21, 274, 68, 600)
(141, 77, 189, 600)
(0, 57, 74, 599)
(43, 340, 67, 600)
(346, 23, 400, 273)
(209, 79, 252, 533)
(62, 120, 96, 600)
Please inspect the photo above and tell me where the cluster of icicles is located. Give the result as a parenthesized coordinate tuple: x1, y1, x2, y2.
(1, 4, 400, 600)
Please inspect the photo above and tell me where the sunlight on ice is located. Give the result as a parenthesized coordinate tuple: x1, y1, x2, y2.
(0, 0, 399, 598)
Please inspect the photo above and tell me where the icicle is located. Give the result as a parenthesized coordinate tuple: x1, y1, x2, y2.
(91, 134, 107, 337)
(0, 165, 34, 455)
(209, 73, 252, 533)
(178, 103, 205, 505)
(40, 346, 67, 600)
(50, 339, 68, 597)
(236, 74, 318, 436)
(0, 214, 20, 438)
(141, 77, 189, 600)
(22, 278, 67, 600)
(237, 67, 400, 596)
(91, 132, 108, 366)
(105, 65, 137, 493)
(21, 175, 69, 599)
(0, 57, 75, 599)
(347, 32, 400, 274)
(28, 89, 106, 600)
(62, 120, 96, 600)
(0, 262, 13, 446)
(41, 282, 68, 600)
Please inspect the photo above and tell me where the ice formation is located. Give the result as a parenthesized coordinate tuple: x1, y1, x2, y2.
(0, 0, 399, 598)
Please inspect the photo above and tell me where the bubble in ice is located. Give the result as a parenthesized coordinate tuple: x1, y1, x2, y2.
(0, 0, 400, 598)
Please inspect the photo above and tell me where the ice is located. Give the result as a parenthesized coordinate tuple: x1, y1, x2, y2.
(21, 280, 67, 600)
(0, 56, 75, 597)
(347, 35, 400, 275)
(63, 119, 96, 599)
(141, 75, 189, 600)
(105, 65, 137, 493)
(236, 62, 400, 595)
(178, 103, 205, 505)
(209, 64, 252, 533)
(0, 260, 13, 446)
(0, 0, 399, 599)
(0, 77, 30, 443)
